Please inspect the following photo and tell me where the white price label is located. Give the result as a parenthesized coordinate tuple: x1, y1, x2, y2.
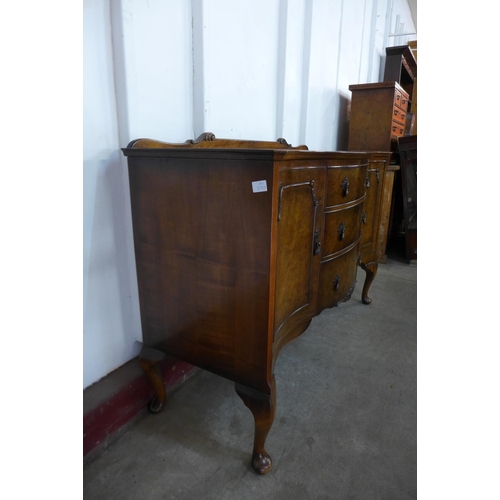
(252, 180, 267, 193)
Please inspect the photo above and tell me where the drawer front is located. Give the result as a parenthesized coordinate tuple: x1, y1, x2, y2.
(326, 165, 367, 207)
(323, 202, 364, 257)
(317, 244, 359, 312)
(392, 106, 406, 125)
(391, 120, 405, 138)
(394, 89, 409, 111)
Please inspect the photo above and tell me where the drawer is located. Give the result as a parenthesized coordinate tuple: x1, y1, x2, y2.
(391, 120, 405, 138)
(322, 202, 364, 258)
(394, 89, 409, 112)
(317, 244, 359, 311)
(392, 106, 406, 125)
(400, 94, 409, 111)
(325, 165, 367, 208)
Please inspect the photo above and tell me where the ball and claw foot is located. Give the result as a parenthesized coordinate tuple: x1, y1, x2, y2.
(252, 452, 272, 474)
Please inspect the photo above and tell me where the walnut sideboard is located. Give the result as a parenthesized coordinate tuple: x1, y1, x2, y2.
(122, 133, 373, 474)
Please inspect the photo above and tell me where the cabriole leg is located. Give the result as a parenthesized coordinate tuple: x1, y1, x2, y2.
(139, 345, 166, 413)
(360, 262, 378, 305)
(235, 377, 276, 474)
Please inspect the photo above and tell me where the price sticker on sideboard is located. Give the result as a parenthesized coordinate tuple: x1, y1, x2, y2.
(252, 180, 267, 193)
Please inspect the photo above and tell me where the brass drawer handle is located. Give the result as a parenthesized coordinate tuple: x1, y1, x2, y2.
(333, 275, 341, 292)
(278, 179, 319, 221)
(341, 177, 349, 197)
(338, 222, 346, 240)
(367, 168, 379, 185)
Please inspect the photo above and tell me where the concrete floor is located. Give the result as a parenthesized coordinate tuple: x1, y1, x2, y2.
(83, 258, 417, 500)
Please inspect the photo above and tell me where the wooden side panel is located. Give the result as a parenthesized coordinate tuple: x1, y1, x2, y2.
(128, 156, 274, 393)
(359, 172, 378, 250)
(359, 156, 388, 262)
(348, 87, 396, 151)
(376, 167, 397, 260)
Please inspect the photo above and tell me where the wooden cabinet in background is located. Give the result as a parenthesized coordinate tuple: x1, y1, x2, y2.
(407, 40, 417, 134)
(122, 133, 369, 474)
(347, 83, 404, 301)
(394, 135, 417, 263)
(347, 43, 417, 269)
(384, 44, 417, 114)
(348, 82, 409, 152)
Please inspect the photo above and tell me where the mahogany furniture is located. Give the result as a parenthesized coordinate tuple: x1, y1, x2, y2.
(383, 44, 417, 114)
(407, 41, 417, 134)
(348, 81, 410, 152)
(347, 83, 402, 302)
(122, 133, 370, 473)
(347, 45, 417, 277)
(347, 42, 418, 152)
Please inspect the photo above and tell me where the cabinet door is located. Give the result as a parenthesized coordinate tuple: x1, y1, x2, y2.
(273, 167, 326, 350)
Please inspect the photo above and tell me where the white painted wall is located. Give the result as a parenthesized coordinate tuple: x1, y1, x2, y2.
(83, 0, 140, 389)
(83, 0, 416, 389)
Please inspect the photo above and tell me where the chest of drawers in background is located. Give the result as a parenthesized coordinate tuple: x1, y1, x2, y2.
(346, 82, 409, 303)
(347, 82, 409, 152)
